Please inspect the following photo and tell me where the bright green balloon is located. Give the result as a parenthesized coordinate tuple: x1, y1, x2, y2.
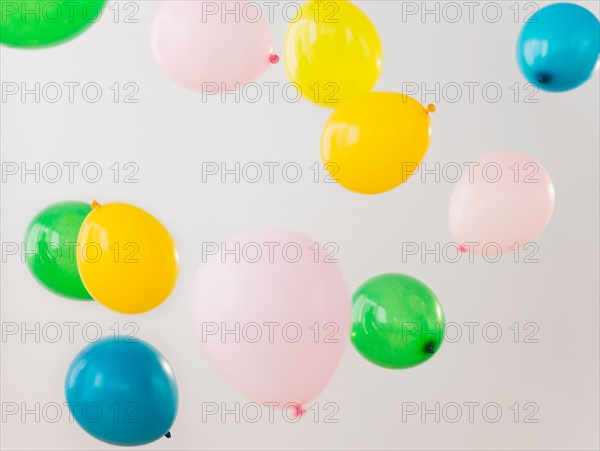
(25, 201, 92, 300)
(351, 273, 445, 369)
(0, 0, 107, 48)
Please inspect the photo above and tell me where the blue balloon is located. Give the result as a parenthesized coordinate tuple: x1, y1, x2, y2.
(65, 337, 178, 446)
(516, 3, 599, 92)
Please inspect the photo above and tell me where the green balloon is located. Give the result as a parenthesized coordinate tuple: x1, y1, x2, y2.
(0, 0, 107, 48)
(25, 201, 92, 300)
(351, 273, 445, 369)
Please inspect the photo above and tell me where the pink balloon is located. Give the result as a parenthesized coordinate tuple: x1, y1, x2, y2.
(151, 0, 276, 92)
(449, 151, 555, 256)
(191, 230, 350, 409)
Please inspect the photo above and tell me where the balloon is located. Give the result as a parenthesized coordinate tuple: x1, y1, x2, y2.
(1, 0, 106, 48)
(77, 201, 178, 314)
(321, 92, 435, 194)
(351, 273, 445, 369)
(24, 201, 92, 300)
(284, 0, 382, 107)
(65, 337, 178, 446)
(449, 151, 555, 256)
(151, 0, 276, 92)
(191, 230, 350, 409)
(516, 3, 600, 92)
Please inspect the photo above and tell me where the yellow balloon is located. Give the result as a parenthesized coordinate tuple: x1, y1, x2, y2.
(321, 92, 436, 194)
(284, 0, 383, 108)
(77, 201, 179, 314)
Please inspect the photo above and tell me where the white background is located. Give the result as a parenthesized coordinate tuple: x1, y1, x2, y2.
(1, 1, 599, 449)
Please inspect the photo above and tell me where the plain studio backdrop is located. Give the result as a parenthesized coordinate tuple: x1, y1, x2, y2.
(1, 1, 599, 450)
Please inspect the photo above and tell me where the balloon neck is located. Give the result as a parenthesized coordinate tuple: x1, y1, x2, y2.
(426, 104, 436, 114)
(91, 200, 101, 209)
(536, 73, 550, 85)
(269, 53, 280, 64)
(164, 431, 171, 439)
(292, 404, 305, 418)
(458, 245, 467, 253)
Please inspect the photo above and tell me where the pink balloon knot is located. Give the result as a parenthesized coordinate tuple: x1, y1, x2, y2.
(458, 245, 467, 253)
(269, 54, 280, 64)
(292, 404, 305, 418)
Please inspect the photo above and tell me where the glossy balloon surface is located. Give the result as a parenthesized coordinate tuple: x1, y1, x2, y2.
(65, 337, 178, 446)
(321, 92, 434, 194)
(351, 274, 445, 369)
(1, 0, 107, 48)
(517, 3, 600, 92)
(284, 0, 382, 107)
(77, 202, 179, 314)
(25, 201, 92, 300)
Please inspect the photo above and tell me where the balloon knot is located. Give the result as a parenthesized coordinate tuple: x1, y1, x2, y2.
(427, 104, 436, 113)
(536, 73, 551, 84)
(458, 245, 467, 253)
(293, 404, 305, 418)
(269, 54, 280, 64)
(165, 431, 171, 439)
(91, 200, 101, 209)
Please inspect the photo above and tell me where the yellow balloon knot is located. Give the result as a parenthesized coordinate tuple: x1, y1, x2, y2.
(427, 104, 437, 113)
(91, 200, 101, 209)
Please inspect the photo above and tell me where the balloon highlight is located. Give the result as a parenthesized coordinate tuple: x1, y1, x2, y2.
(516, 3, 600, 92)
(65, 337, 178, 446)
(351, 273, 445, 369)
(284, 0, 383, 107)
(321, 92, 435, 194)
(77, 201, 179, 314)
(25, 201, 93, 300)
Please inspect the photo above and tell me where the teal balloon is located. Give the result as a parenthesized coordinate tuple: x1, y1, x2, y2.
(351, 274, 445, 369)
(517, 3, 600, 92)
(65, 337, 178, 446)
(24, 201, 92, 300)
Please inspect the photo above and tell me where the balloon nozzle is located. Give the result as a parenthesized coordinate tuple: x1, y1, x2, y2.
(165, 431, 171, 439)
(269, 54, 280, 64)
(293, 404, 305, 418)
(91, 200, 101, 209)
(458, 245, 467, 253)
(426, 104, 436, 114)
(537, 73, 550, 84)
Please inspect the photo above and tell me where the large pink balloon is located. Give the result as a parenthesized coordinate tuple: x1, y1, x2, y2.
(191, 230, 350, 409)
(151, 0, 276, 92)
(449, 151, 555, 255)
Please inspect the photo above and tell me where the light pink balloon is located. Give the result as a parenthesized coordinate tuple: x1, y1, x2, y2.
(151, 0, 276, 92)
(191, 230, 350, 409)
(449, 151, 555, 256)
